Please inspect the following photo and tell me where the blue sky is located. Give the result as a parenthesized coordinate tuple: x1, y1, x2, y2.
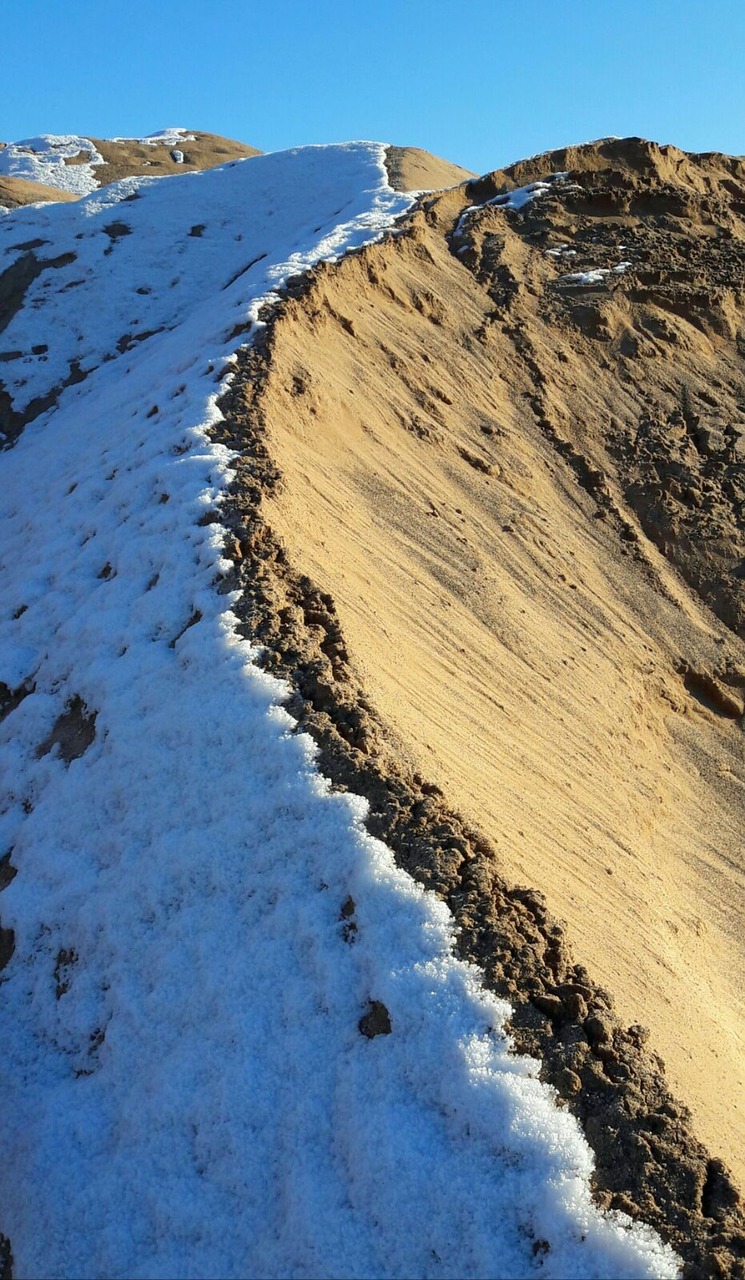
(4, 0, 744, 173)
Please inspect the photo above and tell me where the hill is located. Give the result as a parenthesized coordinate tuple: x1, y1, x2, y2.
(0, 134, 743, 1279)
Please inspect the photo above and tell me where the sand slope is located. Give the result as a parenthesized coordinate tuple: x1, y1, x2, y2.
(88, 130, 262, 185)
(247, 144, 745, 1198)
(0, 175, 77, 208)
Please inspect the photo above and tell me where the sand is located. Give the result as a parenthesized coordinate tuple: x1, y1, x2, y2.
(0, 175, 78, 208)
(87, 131, 262, 186)
(384, 145, 474, 192)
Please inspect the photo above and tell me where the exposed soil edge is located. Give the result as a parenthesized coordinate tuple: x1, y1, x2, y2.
(209, 242, 745, 1280)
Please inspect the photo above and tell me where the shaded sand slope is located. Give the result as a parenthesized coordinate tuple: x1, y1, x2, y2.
(0, 176, 78, 209)
(245, 142, 745, 1193)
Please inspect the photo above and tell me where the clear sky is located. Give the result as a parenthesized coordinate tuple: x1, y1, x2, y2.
(4, 0, 744, 174)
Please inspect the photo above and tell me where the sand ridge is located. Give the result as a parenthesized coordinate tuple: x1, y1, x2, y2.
(384, 145, 474, 192)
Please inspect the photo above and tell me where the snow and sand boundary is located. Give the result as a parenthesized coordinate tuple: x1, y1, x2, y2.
(0, 143, 687, 1277)
(202, 182, 745, 1277)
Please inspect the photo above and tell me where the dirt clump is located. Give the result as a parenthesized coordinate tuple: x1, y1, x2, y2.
(35, 696, 97, 764)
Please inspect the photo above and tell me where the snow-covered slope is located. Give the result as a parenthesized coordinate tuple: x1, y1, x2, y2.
(0, 143, 678, 1278)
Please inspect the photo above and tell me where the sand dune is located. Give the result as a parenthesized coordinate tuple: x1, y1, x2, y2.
(385, 145, 474, 191)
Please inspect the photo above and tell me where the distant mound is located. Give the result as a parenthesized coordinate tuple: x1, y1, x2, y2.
(89, 129, 263, 186)
(385, 145, 474, 192)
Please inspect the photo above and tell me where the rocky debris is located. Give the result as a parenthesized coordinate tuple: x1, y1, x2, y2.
(339, 895, 358, 944)
(619, 407, 745, 636)
(0, 924, 14, 973)
(0, 680, 33, 725)
(0, 852, 17, 894)
(35, 695, 97, 764)
(359, 1000, 392, 1038)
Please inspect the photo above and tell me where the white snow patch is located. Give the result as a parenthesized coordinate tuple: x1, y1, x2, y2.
(137, 127, 196, 145)
(0, 142, 679, 1280)
(170, 149, 185, 164)
(107, 128, 197, 147)
(558, 261, 632, 286)
(0, 135, 105, 196)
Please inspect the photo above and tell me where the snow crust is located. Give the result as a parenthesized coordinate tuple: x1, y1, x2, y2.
(0, 143, 679, 1279)
(120, 128, 196, 145)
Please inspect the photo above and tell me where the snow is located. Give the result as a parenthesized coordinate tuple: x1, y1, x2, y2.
(0, 143, 679, 1279)
(558, 261, 632, 286)
(0, 134, 105, 196)
(127, 127, 196, 145)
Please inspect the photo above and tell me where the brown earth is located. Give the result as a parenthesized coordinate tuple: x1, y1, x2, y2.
(201, 137, 745, 1273)
(0, 176, 77, 209)
(0, 133, 264, 207)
